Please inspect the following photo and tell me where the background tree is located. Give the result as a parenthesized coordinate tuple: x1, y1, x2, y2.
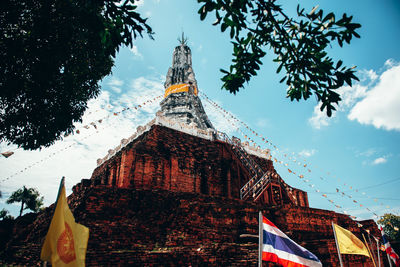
(378, 213, 400, 241)
(0, 0, 153, 150)
(6, 186, 44, 217)
(0, 190, 14, 220)
(198, 0, 361, 117)
(0, 208, 14, 220)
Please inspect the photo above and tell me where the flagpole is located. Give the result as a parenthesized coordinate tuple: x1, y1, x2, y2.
(368, 233, 378, 266)
(380, 226, 394, 267)
(362, 233, 376, 267)
(43, 177, 65, 267)
(376, 239, 381, 267)
(53, 176, 65, 210)
(332, 222, 344, 267)
(387, 252, 393, 267)
(259, 211, 262, 267)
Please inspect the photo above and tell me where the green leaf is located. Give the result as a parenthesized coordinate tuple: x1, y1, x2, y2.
(221, 23, 228, 32)
(276, 63, 283, 73)
(220, 69, 229, 74)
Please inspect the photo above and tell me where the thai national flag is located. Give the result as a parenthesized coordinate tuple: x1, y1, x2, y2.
(261, 215, 322, 267)
(380, 226, 400, 267)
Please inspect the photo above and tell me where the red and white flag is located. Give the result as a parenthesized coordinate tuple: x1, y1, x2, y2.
(259, 212, 322, 267)
(380, 226, 400, 267)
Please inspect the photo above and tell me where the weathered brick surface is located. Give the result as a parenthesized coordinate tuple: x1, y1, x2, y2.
(0, 125, 387, 266)
(1, 186, 262, 266)
(266, 205, 385, 266)
(91, 125, 307, 208)
(0, 186, 386, 266)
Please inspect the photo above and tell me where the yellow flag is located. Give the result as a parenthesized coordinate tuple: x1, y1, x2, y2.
(41, 179, 89, 266)
(333, 223, 370, 257)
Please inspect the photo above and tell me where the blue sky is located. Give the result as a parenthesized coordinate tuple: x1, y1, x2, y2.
(1, 0, 400, 221)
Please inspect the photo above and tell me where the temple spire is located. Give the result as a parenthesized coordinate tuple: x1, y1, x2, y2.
(164, 35, 195, 89)
(178, 32, 188, 46)
(159, 39, 214, 130)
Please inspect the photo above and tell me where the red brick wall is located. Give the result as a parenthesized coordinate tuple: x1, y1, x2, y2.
(0, 185, 385, 266)
(1, 125, 385, 266)
(91, 125, 308, 208)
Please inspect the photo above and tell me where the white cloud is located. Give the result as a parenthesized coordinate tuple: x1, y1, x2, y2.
(372, 157, 387, 165)
(202, 99, 239, 136)
(108, 77, 124, 87)
(130, 44, 143, 59)
(337, 84, 368, 109)
(358, 69, 378, 84)
(384, 58, 396, 67)
(117, 0, 144, 7)
(110, 87, 122, 94)
(134, 0, 144, 7)
(107, 77, 124, 93)
(308, 73, 370, 129)
(308, 104, 334, 129)
(345, 204, 399, 220)
(124, 76, 164, 108)
(358, 148, 376, 157)
(255, 118, 269, 128)
(309, 60, 400, 131)
(0, 76, 164, 216)
(299, 149, 317, 157)
(0, 77, 241, 217)
(348, 63, 400, 131)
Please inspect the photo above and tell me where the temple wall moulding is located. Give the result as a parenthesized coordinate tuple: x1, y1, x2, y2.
(96, 113, 271, 167)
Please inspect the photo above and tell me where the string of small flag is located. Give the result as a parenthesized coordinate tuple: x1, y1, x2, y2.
(200, 91, 398, 217)
(200, 96, 349, 212)
(0, 95, 163, 183)
(64, 94, 163, 137)
(1, 150, 15, 158)
(199, 92, 366, 196)
(0, 95, 163, 159)
(201, 94, 392, 244)
(200, 92, 394, 219)
(206, 96, 393, 219)
(224, 110, 392, 216)
(0, 129, 99, 184)
(0, 89, 393, 252)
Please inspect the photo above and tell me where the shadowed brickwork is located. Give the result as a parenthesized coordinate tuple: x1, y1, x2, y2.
(0, 125, 388, 266)
(91, 124, 308, 208)
(0, 185, 385, 266)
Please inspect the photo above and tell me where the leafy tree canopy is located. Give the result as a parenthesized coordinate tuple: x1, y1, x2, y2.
(0, 208, 14, 220)
(1, 0, 360, 150)
(0, 0, 152, 149)
(198, 0, 361, 117)
(6, 185, 44, 217)
(378, 213, 400, 241)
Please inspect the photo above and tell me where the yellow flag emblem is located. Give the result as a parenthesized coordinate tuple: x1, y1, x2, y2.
(41, 178, 89, 266)
(333, 223, 370, 257)
(57, 222, 76, 263)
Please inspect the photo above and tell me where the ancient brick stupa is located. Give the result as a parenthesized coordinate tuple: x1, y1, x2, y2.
(0, 38, 387, 266)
